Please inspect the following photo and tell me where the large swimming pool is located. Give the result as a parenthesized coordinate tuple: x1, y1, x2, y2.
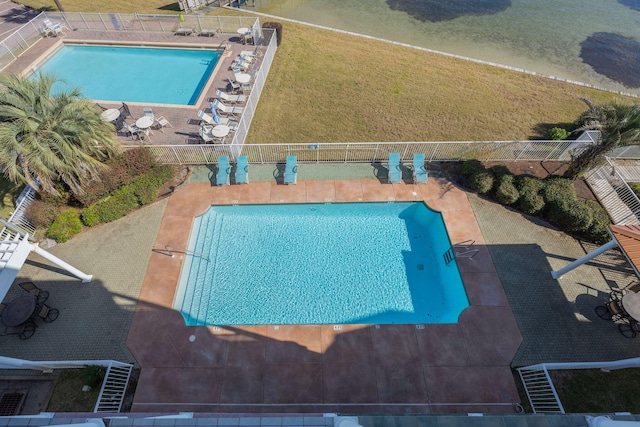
(35, 45, 222, 105)
(174, 202, 469, 325)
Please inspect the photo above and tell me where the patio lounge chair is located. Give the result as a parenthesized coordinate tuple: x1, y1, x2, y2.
(174, 27, 196, 36)
(388, 153, 402, 183)
(217, 156, 231, 185)
(199, 28, 220, 37)
(413, 153, 427, 183)
(43, 19, 65, 36)
(284, 155, 297, 185)
(235, 155, 249, 184)
(212, 99, 244, 117)
(18, 281, 48, 304)
(216, 89, 246, 104)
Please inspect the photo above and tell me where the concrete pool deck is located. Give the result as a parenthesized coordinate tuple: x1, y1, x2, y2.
(127, 176, 523, 413)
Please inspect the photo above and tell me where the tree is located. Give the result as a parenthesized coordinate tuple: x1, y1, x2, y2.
(564, 98, 640, 178)
(0, 73, 120, 197)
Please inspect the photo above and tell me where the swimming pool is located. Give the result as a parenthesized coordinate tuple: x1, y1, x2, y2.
(174, 202, 469, 325)
(35, 45, 222, 105)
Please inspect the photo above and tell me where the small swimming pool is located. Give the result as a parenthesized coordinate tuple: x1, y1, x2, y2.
(175, 202, 469, 325)
(174, 202, 469, 325)
(35, 45, 222, 105)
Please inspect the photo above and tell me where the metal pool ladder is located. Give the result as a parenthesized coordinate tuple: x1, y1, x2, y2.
(160, 245, 209, 261)
(443, 240, 480, 265)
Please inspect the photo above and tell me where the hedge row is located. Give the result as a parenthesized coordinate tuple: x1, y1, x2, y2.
(461, 160, 611, 243)
(44, 165, 174, 242)
(81, 166, 174, 227)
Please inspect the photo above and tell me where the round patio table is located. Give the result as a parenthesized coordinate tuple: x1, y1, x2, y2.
(211, 124, 230, 138)
(236, 27, 249, 35)
(100, 109, 120, 122)
(136, 116, 154, 129)
(1, 295, 36, 327)
(622, 292, 640, 322)
(235, 73, 251, 84)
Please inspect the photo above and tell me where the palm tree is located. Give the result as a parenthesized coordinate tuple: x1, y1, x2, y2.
(0, 73, 120, 197)
(564, 98, 640, 178)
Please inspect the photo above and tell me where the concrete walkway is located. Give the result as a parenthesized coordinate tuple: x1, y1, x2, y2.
(0, 198, 168, 363)
(467, 193, 639, 366)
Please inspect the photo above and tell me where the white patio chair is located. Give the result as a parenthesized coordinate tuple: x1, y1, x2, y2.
(212, 99, 244, 117)
(216, 89, 246, 104)
(155, 116, 173, 133)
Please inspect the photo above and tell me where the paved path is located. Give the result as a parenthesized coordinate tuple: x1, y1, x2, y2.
(0, 199, 168, 363)
(468, 193, 640, 366)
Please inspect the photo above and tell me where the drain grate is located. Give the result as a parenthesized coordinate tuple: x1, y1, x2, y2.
(0, 390, 27, 416)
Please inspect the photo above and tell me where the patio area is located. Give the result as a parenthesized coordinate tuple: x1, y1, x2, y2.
(0, 166, 637, 413)
(4, 28, 262, 146)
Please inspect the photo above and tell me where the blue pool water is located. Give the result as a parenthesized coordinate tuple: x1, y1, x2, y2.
(36, 45, 222, 105)
(175, 202, 469, 325)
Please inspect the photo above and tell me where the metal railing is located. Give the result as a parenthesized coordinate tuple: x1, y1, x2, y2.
(0, 12, 261, 70)
(6, 185, 36, 235)
(585, 157, 640, 225)
(127, 138, 594, 165)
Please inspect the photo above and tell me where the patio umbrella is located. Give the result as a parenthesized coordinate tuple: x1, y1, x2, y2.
(211, 104, 221, 124)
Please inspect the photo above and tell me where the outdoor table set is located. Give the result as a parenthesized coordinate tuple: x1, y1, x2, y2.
(595, 280, 640, 338)
(0, 282, 59, 340)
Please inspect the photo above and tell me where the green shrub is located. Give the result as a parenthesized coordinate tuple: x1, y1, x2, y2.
(80, 206, 100, 227)
(488, 165, 512, 180)
(495, 174, 520, 205)
(542, 176, 577, 204)
(470, 171, 494, 194)
(461, 159, 485, 177)
(25, 200, 61, 228)
(548, 127, 570, 140)
(46, 210, 82, 243)
(81, 365, 106, 387)
(38, 184, 71, 206)
(516, 176, 546, 214)
(584, 200, 612, 244)
(91, 187, 139, 223)
(548, 198, 594, 233)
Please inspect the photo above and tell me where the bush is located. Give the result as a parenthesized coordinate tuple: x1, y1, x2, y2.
(542, 176, 577, 204)
(488, 165, 512, 180)
(461, 159, 485, 177)
(81, 365, 106, 387)
(548, 127, 570, 140)
(38, 184, 71, 206)
(89, 187, 139, 224)
(584, 200, 612, 243)
(470, 170, 494, 194)
(80, 206, 100, 227)
(516, 176, 545, 214)
(548, 198, 594, 233)
(46, 210, 82, 243)
(262, 21, 282, 46)
(495, 174, 520, 205)
(131, 166, 174, 205)
(25, 200, 61, 228)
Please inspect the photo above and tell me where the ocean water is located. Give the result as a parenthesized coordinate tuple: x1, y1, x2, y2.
(175, 202, 469, 325)
(252, 0, 640, 95)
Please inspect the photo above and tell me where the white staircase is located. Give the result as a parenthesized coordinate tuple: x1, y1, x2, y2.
(517, 366, 565, 414)
(94, 362, 134, 413)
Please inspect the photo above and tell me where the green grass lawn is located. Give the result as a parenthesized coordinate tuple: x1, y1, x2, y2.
(47, 369, 100, 412)
(550, 368, 640, 413)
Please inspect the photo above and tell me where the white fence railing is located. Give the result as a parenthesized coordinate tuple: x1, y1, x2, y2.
(0, 12, 262, 70)
(6, 185, 36, 235)
(585, 158, 640, 225)
(127, 139, 594, 165)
